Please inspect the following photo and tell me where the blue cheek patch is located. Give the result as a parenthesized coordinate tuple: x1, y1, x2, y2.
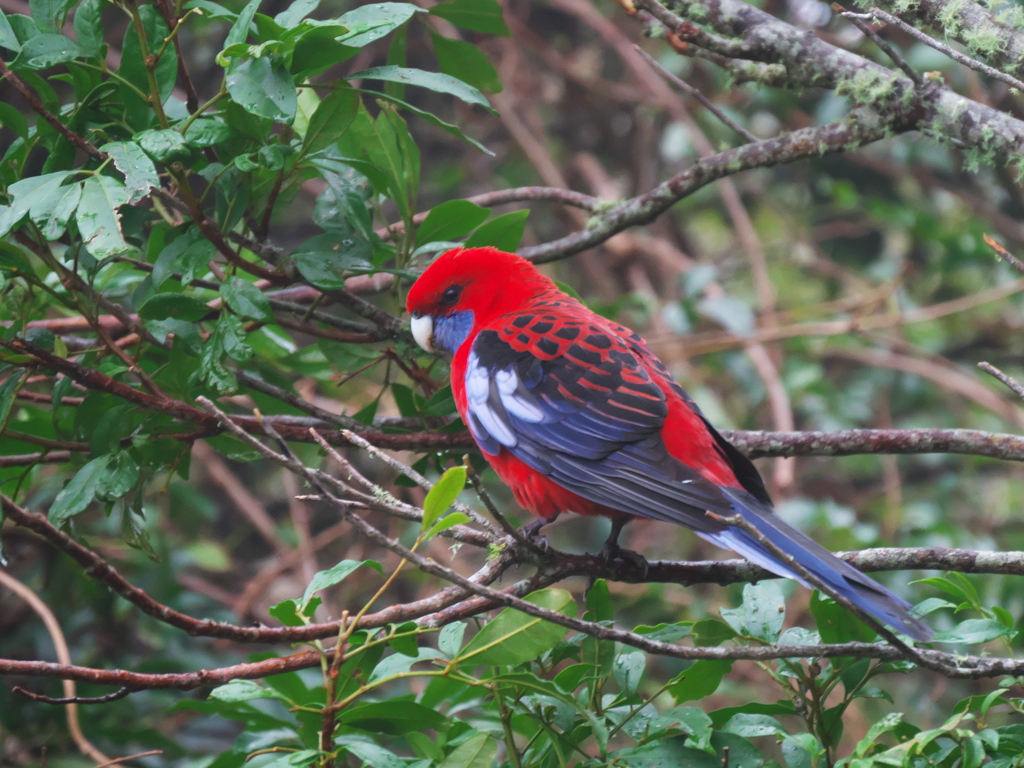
(433, 310, 475, 353)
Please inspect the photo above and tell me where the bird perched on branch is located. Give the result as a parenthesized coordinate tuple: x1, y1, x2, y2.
(406, 246, 931, 641)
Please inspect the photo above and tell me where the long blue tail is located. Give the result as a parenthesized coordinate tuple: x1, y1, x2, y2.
(699, 488, 932, 641)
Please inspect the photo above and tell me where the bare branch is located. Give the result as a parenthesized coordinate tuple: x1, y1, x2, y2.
(834, 3, 923, 86)
(872, 0, 1024, 80)
(842, 7, 1024, 92)
(0, 567, 110, 762)
(633, 44, 759, 142)
(519, 115, 899, 263)
(979, 362, 1024, 401)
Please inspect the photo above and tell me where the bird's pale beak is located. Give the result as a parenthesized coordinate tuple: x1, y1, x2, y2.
(410, 312, 434, 353)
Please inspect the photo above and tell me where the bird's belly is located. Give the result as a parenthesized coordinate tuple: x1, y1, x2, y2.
(486, 450, 622, 520)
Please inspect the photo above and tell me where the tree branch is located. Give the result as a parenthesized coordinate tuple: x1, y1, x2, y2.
(519, 114, 900, 263)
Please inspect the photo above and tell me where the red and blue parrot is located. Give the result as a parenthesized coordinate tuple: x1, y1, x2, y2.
(406, 247, 931, 641)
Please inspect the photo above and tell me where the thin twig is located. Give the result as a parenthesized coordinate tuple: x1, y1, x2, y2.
(92, 750, 164, 768)
(842, 8, 1024, 92)
(464, 460, 545, 555)
(519, 113, 901, 263)
(632, 45, 758, 141)
(13, 686, 132, 705)
(984, 233, 1024, 275)
(0, 58, 106, 161)
(834, 3, 923, 86)
(979, 362, 1024, 401)
(338, 429, 497, 534)
(0, 569, 111, 762)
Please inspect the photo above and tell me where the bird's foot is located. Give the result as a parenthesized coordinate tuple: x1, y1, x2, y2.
(599, 540, 650, 577)
(518, 517, 553, 554)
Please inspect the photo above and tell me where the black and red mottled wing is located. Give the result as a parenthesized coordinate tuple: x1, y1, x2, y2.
(604, 318, 772, 507)
(464, 310, 736, 534)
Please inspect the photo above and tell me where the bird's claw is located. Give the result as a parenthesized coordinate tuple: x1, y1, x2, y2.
(518, 518, 553, 554)
(599, 541, 650, 577)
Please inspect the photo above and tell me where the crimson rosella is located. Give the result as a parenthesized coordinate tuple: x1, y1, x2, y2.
(406, 246, 931, 640)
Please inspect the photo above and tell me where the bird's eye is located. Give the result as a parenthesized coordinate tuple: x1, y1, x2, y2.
(440, 285, 462, 306)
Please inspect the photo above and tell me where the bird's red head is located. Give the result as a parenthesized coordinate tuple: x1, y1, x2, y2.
(405, 247, 557, 354)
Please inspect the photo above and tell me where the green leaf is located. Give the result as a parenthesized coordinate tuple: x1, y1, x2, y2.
(430, 0, 509, 35)
(99, 451, 139, 499)
(182, 0, 237, 21)
(852, 712, 904, 758)
(335, 737, 405, 768)
(634, 621, 693, 643)
(268, 597, 322, 627)
(585, 578, 613, 621)
(336, 701, 448, 735)
(0, 242, 34, 275)
(151, 226, 215, 287)
(456, 588, 575, 667)
(290, 233, 372, 289)
(422, 465, 466, 533)
(182, 119, 234, 148)
(338, 105, 418, 223)
(0, 371, 25, 428)
(135, 128, 191, 163)
(222, 276, 273, 321)
(11, 33, 81, 70)
(224, 0, 260, 47)
(661, 705, 715, 753)
(365, 90, 493, 155)
(709, 701, 797, 727)
(17, 171, 76, 235)
(0, 171, 71, 238)
(350, 66, 494, 113)
(810, 591, 877, 643)
(104, 141, 159, 203)
(0, 9, 22, 52)
(438, 622, 466, 658)
(430, 33, 502, 93)
(913, 573, 982, 610)
(464, 209, 529, 251)
(723, 713, 786, 738)
(301, 559, 382, 606)
(303, 84, 359, 152)
(438, 733, 497, 768)
(416, 200, 490, 246)
(76, 175, 131, 257)
(49, 455, 110, 523)
(962, 735, 987, 768)
(119, 7, 177, 130)
(337, 3, 422, 48)
(669, 659, 732, 703)
(367, 647, 445, 684)
(933, 618, 1016, 644)
(139, 293, 212, 321)
(227, 56, 296, 122)
(0, 102, 29, 139)
(72, 0, 103, 57)
(290, 28, 358, 78)
(424, 512, 470, 540)
(613, 651, 646, 697)
(30, 0, 73, 34)
(209, 679, 288, 703)
(720, 580, 786, 642)
(37, 180, 81, 241)
(274, 0, 318, 27)
(691, 618, 736, 646)
(387, 622, 419, 657)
